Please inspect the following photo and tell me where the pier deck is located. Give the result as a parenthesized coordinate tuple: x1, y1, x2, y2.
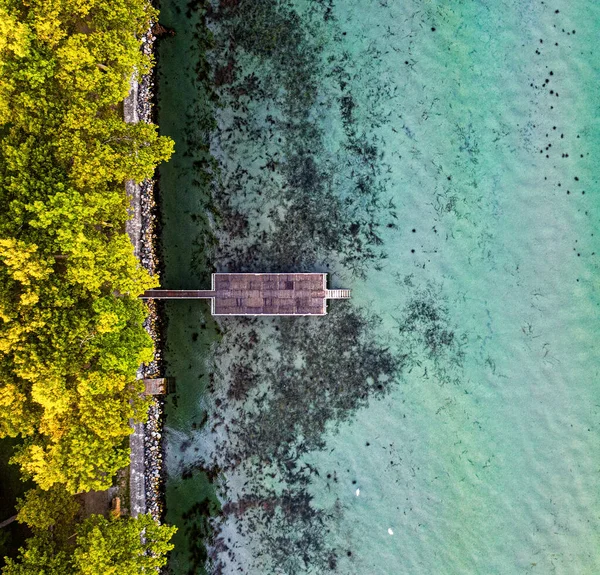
(141, 273, 350, 316)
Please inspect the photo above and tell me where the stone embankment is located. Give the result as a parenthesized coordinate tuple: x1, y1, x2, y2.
(124, 23, 165, 523)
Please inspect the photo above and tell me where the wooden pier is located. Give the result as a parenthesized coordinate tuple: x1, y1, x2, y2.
(141, 273, 350, 316)
(140, 378, 175, 395)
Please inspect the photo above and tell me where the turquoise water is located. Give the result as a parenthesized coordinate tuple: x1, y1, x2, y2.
(157, 0, 600, 573)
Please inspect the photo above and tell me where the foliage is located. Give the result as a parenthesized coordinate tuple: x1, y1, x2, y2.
(15, 486, 78, 537)
(3, 512, 176, 575)
(0, 0, 173, 493)
(73, 514, 176, 574)
(1, 533, 71, 575)
(0, 0, 178, 571)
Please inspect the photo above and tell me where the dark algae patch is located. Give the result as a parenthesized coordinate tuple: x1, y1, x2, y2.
(395, 279, 466, 386)
(158, 0, 406, 571)
(157, 0, 462, 571)
(205, 306, 404, 573)
(206, 0, 394, 276)
(214, 307, 401, 462)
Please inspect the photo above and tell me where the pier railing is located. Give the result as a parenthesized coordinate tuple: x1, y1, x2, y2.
(325, 289, 351, 299)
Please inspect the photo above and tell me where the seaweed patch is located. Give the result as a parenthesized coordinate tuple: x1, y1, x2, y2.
(394, 279, 466, 386)
(205, 0, 394, 277)
(203, 304, 404, 572)
(164, 0, 463, 572)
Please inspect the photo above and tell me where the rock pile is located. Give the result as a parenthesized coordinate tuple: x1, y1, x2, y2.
(132, 24, 166, 524)
(143, 398, 165, 521)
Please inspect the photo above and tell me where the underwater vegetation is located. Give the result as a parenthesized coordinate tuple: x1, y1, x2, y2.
(159, 0, 600, 573)
(206, 0, 394, 277)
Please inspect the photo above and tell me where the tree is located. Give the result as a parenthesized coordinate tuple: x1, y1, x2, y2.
(3, 512, 176, 575)
(15, 486, 78, 537)
(73, 515, 176, 575)
(2, 533, 71, 575)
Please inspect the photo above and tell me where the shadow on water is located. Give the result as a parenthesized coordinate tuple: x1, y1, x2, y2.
(155, 1, 222, 573)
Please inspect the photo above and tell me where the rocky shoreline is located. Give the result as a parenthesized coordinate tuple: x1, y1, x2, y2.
(124, 21, 166, 525)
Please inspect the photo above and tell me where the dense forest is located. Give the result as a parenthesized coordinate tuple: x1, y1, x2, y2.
(0, 0, 175, 570)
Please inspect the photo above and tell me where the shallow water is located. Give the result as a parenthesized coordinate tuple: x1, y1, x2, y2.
(157, 0, 600, 573)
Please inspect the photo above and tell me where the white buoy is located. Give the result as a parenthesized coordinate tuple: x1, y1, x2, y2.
(388, 528, 394, 536)
(355, 488, 360, 497)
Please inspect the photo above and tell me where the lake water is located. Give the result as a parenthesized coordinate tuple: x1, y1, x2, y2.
(156, 0, 600, 573)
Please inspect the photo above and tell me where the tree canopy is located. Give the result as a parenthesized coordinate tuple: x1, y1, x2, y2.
(0, 0, 173, 493)
(4, 493, 176, 575)
(0, 0, 177, 571)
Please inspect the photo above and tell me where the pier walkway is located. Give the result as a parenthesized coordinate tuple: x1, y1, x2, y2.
(141, 273, 350, 316)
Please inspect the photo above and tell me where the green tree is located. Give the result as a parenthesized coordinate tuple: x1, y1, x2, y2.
(16, 486, 78, 537)
(0, 0, 177, 566)
(2, 533, 71, 575)
(73, 515, 176, 575)
(0, 0, 173, 493)
(3, 513, 176, 575)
